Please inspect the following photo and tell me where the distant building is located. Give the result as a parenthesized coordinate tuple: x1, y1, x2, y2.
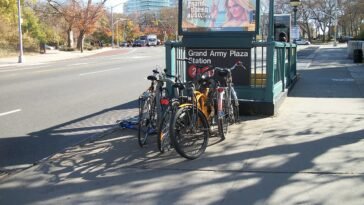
(169, 0, 178, 7)
(124, 0, 176, 15)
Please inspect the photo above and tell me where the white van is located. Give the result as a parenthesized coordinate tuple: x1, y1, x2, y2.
(146, 34, 158, 46)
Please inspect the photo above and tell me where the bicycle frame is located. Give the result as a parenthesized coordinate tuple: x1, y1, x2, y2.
(216, 87, 225, 119)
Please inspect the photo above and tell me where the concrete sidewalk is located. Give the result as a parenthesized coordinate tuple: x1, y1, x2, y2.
(0, 44, 364, 205)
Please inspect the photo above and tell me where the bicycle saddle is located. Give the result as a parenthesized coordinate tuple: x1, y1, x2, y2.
(216, 69, 229, 77)
(147, 75, 157, 81)
(172, 83, 185, 90)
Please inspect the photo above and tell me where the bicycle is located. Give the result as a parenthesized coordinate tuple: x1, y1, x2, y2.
(157, 74, 185, 153)
(169, 80, 210, 159)
(169, 61, 221, 159)
(158, 79, 206, 154)
(168, 60, 244, 159)
(215, 61, 245, 125)
(138, 69, 174, 147)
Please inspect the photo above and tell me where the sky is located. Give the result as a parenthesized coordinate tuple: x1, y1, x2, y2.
(105, 0, 127, 13)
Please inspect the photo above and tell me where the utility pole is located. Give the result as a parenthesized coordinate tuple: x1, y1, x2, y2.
(17, 0, 24, 63)
(110, 2, 124, 48)
(111, 7, 114, 48)
(290, 0, 302, 42)
(113, 18, 127, 47)
(333, 0, 337, 46)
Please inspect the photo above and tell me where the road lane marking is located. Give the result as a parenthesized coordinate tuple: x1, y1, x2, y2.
(131, 56, 151, 59)
(332, 78, 354, 82)
(68, 63, 89, 66)
(0, 65, 48, 73)
(79, 68, 121, 76)
(111, 55, 151, 60)
(0, 109, 21, 117)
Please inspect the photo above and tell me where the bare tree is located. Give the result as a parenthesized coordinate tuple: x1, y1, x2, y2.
(339, 0, 364, 37)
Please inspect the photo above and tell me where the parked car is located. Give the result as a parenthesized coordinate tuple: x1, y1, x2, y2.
(132, 40, 147, 47)
(45, 44, 55, 50)
(294, 39, 311, 45)
(120, 42, 129, 47)
(338, 36, 353, 43)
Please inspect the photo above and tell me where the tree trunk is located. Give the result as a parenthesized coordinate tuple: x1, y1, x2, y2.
(305, 22, 312, 42)
(77, 30, 85, 53)
(67, 28, 72, 48)
(320, 25, 326, 42)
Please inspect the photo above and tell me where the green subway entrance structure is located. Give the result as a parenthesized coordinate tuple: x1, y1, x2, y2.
(165, 0, 298, 115)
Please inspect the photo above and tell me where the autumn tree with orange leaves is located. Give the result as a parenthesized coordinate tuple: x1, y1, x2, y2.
(48, 0, 107, 52)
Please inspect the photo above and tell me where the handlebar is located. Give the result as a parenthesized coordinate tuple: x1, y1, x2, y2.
(177, 58, 246, 72)
(215, 61, 246, 72)
(148, 67, 182, 84)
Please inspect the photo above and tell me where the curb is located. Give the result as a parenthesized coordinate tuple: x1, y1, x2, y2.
(0, 47, 114, 67)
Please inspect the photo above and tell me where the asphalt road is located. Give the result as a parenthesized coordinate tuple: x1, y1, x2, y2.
(0, 47, 165, 171)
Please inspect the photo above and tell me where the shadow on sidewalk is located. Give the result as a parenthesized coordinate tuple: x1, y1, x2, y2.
(1, 114, 363, 204)
(0, 99, 139, 170)
(1, 46, 364, 204)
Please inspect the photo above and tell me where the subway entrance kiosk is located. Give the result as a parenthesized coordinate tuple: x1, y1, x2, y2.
(165, 0, 298, 115)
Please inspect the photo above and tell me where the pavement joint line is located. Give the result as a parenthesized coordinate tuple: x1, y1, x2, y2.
(294, 111, 364, 116)
(121, 165, 364, 176)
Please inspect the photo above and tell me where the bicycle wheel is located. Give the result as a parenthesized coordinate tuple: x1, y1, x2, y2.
(170, 106, 209, 160)
(158, 99, 179, 153)
(138, 96, 156, 147)
(230, 87, 240, 123)
(218, 97, 229, 140)
(232, 100, 240, 123)
(158, 107, 172, 153)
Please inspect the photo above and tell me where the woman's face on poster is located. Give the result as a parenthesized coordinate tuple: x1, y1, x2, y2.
(227, 0, 244, 19)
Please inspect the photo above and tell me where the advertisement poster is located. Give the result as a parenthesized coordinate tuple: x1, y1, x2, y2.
(182, 0, 256, 32)
(186, 48, 251, 86)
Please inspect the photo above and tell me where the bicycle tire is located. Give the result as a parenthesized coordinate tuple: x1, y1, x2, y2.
(234, 105, 239, 123)
(138, 96, 155, 147)
(218, 97, 229, 140)
(233, 101, 239, 123)
(230, 87, 239, 123)
(158, 107, 172, 153)
(155, 87, 169, 133)
(170, 106, 209, 160)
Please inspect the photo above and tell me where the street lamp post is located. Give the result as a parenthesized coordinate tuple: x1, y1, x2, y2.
(113, 18, 127, 47)
(333, 0, 338, 46)
(290, 0, 301, 41)
(17, 0, 24, 63)
(111, 7, 114, 48)
(110, 2, 124, 48)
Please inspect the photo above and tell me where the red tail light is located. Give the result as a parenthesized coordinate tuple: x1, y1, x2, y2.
(160, 98, 169, 105)
(217, 87, 225, 93)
